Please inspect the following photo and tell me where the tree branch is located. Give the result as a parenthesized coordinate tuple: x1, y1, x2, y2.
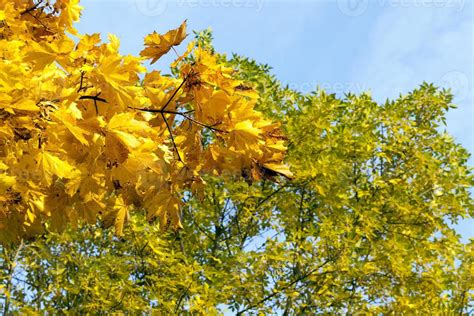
(174, 283, 191, 314)
(79, 93, 107, 114)
(79, 94, 108, 104)
(236, 259, 332, 315)
(161, 72, 191, 111)
(20, 1, 44, 15)
(161, 112, 183, 163)
(130, 106, 227, 134)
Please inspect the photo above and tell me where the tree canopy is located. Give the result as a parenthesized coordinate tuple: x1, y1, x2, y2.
(1, 1, 473, 315)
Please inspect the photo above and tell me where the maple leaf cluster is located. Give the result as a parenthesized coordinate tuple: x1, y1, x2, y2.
(0, 0, 291, 242)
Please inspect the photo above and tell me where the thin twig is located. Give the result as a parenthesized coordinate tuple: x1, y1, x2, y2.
(161, 112, 183, 163)
(79, 94, 108, 103)
(174, 283, 192, 314)
(79, 93, 107, 115)
(161, 72, 191, 111)
(236, 260, 332, 315)
(130, 107, 226, 133)
(25, 11, 51, 32)
(77, 71, 92, 93)
(20, 1, 44, 15)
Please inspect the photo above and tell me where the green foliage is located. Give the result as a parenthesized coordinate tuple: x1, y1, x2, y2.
(1, 217, 222, 314)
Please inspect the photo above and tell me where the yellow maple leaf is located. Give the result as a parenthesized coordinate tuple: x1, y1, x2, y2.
(55, 0, 83, 33)
(106, 113, 152, 150)
(37, 152, 80, 186)
(77, 33, 101, 51)
(24, 38, 75, 70)
(145, 190, 183, 230)
(114, 196, 129, 236)
(140, 20, 187, 64)
(53, 107, 90, 145)
(98, 54, 133, 104)
(229, 120, 261, 150)
(203, 90, 230, 123)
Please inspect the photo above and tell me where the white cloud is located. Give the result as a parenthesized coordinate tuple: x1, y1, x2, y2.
(350, 6, 472, 147)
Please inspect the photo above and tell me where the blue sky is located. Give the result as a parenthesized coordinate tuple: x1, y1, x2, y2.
(77, 0, 473, 239)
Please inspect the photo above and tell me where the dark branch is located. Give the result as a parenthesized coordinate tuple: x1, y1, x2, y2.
(174, 283, 191, 313)
(161, 72, 191, 111)
(20, 1, 44, 15)
(79, 94, 108, 104)
(77, 71, 92, 93)
(161, 112, 183, 163)
(130, 106, 227, 134)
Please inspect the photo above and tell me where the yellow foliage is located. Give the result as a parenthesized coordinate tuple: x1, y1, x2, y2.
(0, 0, 291, 242)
